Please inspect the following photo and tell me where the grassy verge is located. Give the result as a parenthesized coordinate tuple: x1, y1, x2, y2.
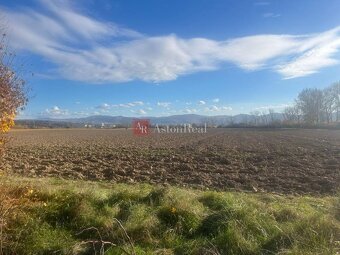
(0, 175, 339, 255)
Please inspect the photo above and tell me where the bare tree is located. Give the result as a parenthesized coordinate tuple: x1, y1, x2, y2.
(250, 111, 261, 126)
(284, 106, 296, 123)
(282, 82, 339, 126)
(268, 108, 275, 124)
(260, 111, 268, 125)
(322, 86, 335, 123)
(283, 105, 301, 124)
(293, 105, 302, 124)
(296, 88, 323, 124)
(330, 81, 340, 122)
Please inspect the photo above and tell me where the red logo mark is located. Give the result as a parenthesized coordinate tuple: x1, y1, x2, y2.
(132, 119, 150, 136)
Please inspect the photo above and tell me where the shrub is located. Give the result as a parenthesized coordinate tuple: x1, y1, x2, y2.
(0, 33, 27, 155)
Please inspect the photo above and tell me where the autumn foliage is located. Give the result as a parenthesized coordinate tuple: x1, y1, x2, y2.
(0, 33, 27, 152)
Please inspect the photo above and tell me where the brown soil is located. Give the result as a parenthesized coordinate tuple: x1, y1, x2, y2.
(2, 128, 340, 195)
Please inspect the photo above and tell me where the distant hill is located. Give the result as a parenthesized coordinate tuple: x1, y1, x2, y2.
(65, 113, 285, 125)
(15, 113, 285, 128)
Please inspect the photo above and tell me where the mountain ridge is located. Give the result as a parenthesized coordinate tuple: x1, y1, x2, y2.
(17, 113, 285, 126)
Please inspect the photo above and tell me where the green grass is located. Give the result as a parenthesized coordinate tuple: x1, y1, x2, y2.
(0, 176, 339, 255)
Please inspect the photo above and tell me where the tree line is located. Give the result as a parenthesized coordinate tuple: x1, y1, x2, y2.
(220, 82, 340, 128)
(283, 82, 340, 125)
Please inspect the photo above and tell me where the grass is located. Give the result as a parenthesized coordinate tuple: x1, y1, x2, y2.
(0, 175, 339, 255)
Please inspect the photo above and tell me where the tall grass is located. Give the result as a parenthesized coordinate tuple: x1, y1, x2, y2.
(0, 176, 339, 255)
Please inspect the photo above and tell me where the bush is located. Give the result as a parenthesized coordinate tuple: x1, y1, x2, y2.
(0, 33, 27, 155)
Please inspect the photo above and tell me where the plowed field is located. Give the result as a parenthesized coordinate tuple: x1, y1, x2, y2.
(3, 128, 340, 194)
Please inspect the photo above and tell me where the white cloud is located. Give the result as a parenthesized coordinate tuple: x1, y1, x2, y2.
(276, 28, 340, 79)
(212, 98, 220, 103)
(209, 106, 219, 111)
(93, 101, 145, 113)
(2, 1, 340, 82)
(222, 106, 233, 111)
(205, 105, 233, 112)
(44, 106, 69, 117)
(131, 109, 147, 115)
(72, 111, 88, 116)
(40, 0, 142, 40)
(131, 101, 144, 106)
(254, 103, 293, 111)
(96, 103, 111, 110)
(138, 109, 147, 115)
(198, 100, 206, 105)
(157, 102, 171, 108)
(124, 102, 143, 107)
(112, 101, 144, 108)
(184, 108, 198, 114)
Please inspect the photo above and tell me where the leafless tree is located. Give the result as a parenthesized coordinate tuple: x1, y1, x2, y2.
(284, 106, 296, 123)
(268, 108, 275, 124)
(330, 81, 340, 122)
(296, 88, 323, 124)
(250, 111, 261, 126)
(322, 86, 335, 123)
(260, 111, 268, 125)
(283, 105, 301, 124)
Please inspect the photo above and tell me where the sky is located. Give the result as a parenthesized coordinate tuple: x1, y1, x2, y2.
(1, 0, 340, 118)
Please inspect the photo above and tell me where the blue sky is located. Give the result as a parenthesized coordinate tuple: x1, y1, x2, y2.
(1, 0, 340, 118)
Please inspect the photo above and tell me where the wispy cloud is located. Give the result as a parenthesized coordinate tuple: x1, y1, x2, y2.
(43, 106, 69, 117)
(131, 109, 147, 115)
(183, 108, 198, 114)
(157, 102, 171, 108)
(96, 103, 111, 110)
(2, 1, 340, 82)
(254, 103, 292, 111)
(125, 101, 144, 107)
(96, 101, 144, 110)
(263, 13, 281, 18)
(204, 105, 232, 113)
(276, 28, 340, 79)
(40, 0, 142, 40)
